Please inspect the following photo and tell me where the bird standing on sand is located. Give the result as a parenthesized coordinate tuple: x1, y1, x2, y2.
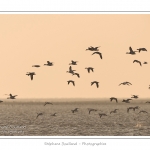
(44, 61, 53, 66)
(7, 94, 18, 99)
(44, 102, 53, 106)
(26, 72, 36, 80)
(91, 81, 99, 88)
(67, 80, 75, 86)
(110, 97, 118, 103)
(126, 47, 138, 55)
(85, 67, 94, 73)
(69, 60, 78, 65)
(92, 52, 102, 59)
(133, 60, 142, 66)
(137, 48, 147, 53)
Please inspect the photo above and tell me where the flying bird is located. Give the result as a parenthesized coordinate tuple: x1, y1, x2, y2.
(86, 46, 100, 51)
(143, 62, 148, 64)
(138, 110, 148, 114)
(69, 60, 78, 65)
(146, 101, 150, 103)
(44, 102, 53, 106)
(67, 80, 75, 86)
(110, 109, 119, 114)
(131, 95, 138, 99)
(133, 60, 142, 66)
(127, 107, 136, 113)
(44, 61, 53, 66)
(85, 67, 94, 73)
(99, 113, 107, 118)
(72, 73, 80, 78)
(92, 52, 102, 59)
(7, 94, 18, 99)
(0, 100, 3, 103)
(66, 66, 76, 74)
(110, 97, 118, 103)
(26, 72, 36, 80)
(91, 81, 99, 88)
(88, 108, 97, 114)
(126, 47, 137, 55)
(71, 108, 79, 113)
(137, 48, 147, 53)
(119, 82, 132, 86)
(122, 99, 132, 103)
(36, 113, 43, 119)
(32, 65, 40, 68)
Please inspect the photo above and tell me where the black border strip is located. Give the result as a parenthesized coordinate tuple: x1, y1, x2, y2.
(0, 11, 150, 12)
(0, 138, 150, 139)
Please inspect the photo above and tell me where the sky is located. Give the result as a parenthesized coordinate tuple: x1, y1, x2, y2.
(0, 14, 150, 99)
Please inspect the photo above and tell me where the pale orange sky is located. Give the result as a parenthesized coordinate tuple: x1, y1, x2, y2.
(0, 14, 150, 99)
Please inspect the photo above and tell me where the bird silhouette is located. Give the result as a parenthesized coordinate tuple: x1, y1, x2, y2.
(44, 61, 53, 66)
(44, 102, 53, 106)
(134, 106, 140, 110)
(131, 95, 138, 99)
(67, 66, 76, 74)
(88, 108, 97, 114)
(51, 113, 57, 116)
(122, 99, 132, 103)
(137, 48, 147, 53)
(91, 81, 99, 88)
(85, 67, 94, 73)
(133, 60, 142, 66)
(110, 109, 119, 114)
(110, 97, 118, 103)
(67, 80, 75, 86)
(127, 107, 135, 113)
(7, 94, 18, 99)
(71, 108, 79, 113)
(126, 47, 137, 55)
(92, 52, 102, 59)
(32, 65, 40, 68)
(36, 113, 43, 119)
(99, 113, 107, 118)
(143, 62, 148, 64)
(0, 100, 3, 103)
(72, 73, 80, 78)
(69, 60, 78, 65)
(26, 72, 36, 80)
(119, 82, 132, 86)
(86, 46, 100, 51)
(138, 110, 148, 114)
(146, 101, 150, 103)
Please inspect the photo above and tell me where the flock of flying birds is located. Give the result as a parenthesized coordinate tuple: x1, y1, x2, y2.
(1, 46, 150, 121)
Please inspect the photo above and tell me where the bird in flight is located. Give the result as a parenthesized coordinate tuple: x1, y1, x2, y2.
(98, 113, 107, 118)
(32, 65, 40, 68)
(51, 113, 57, 116)
(71, 108, 79, 113)
(133, 60, 142, 66)
(131, 95, 138, 99)
(87, 108, 97, 114)
(143, 62, 148, 64)
(110, 109, 119, 114)
(126, 47, 137, 55)
(138, 110, 148, 114)
(36, 113, 43, 119)
(44, 102, 53, 106)
(127, 107, 135, 113)
(91, 81, 99, 88)
(26, 72, 36, 80)
(86, 46, 100, 51)
(67, 66, 76, 74)
(122, 99, 132, 103)
(0, 100, 3, 103)
(7, 94, 18, 99)
(72, 73, 80, 78)
(69, 60, 78, 65)
(67, 80, 75, 86)
(137, 48, 147, 53)
(44, 61, 53, 66)
(92, 52, 102, 59)
(85, 67, 94, 73)
(110, 97, 118, 103)
(146, 101, 150, 103)
(119, 82, 132, 86)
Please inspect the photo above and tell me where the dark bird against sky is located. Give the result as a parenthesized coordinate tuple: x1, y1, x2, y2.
(67, 80, 75, 86)
(92, 52, 102, 59)
(133, 60, 142, 66)
(91, 81, 99, 88)
(26, 72, 36, 80)
(85, 67, 94, 73)
(44, 61, 53, 66)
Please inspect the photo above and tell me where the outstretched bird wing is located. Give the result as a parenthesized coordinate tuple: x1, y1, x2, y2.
(96, 82, 99, 88)
(91, 82, 94, 86)
(30, 74, 33, 80)
(99, 53, 102, 59)
(72, 81, 75, 86)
